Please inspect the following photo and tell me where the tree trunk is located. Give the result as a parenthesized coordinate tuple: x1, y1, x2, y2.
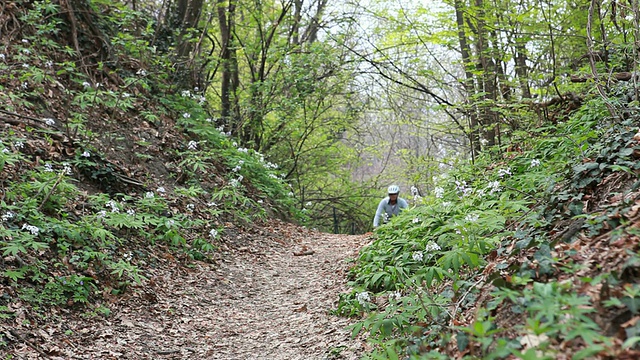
(454, 0, 480, 158)
(217, 0, 240, 133)
(176, 0, 205, 59)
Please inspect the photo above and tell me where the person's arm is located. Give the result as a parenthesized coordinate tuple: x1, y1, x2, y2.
(373, 199, 386, 227)
(399, 198, 409, 209)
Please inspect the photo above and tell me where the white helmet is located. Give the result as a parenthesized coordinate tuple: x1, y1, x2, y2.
(387, 185, 400, 194)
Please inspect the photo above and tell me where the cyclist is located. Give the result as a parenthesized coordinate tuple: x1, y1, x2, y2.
(373, 185, 408, 228)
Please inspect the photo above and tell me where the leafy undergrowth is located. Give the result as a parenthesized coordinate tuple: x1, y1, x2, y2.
(339, 96, 640, 359)
(0, 0, 300, 353)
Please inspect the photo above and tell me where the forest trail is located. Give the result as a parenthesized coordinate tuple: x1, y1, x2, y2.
(7, 223, 369, 360)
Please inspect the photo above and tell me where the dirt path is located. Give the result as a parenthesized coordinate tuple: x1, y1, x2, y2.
(7, 224, 369, 359)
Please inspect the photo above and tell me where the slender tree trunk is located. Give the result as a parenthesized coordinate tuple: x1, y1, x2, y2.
(217, 0, 240, 133)
(454, 0, 480, 158)
(514, 41, 531, 98)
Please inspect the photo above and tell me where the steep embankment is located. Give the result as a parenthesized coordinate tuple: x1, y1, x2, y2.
(5, 222, 369, 359)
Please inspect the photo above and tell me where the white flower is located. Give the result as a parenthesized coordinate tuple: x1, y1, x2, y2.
(389, 291, 402, 301)
(43, 163, 53, 172)
(22, 49, 31, 55)
(257, 200, 264, 204)
(22, 223, 40, 236)
(465, 213, 479, 222)
(21, 39, 29, 43)
(183, 113, 191, 119)
(209, 228, 218, 238)
(106, 200, 120, 213)
(63, 163, 72, 175)
(455, 181, 473, 197)
(480, 138, 489, 146)
(1, 148, 9, 153)
(411, 186, 419, 196)
(1, 211, 15, 222)
(187, 140, 197, 150)
(22, 64, 29, 69)
(44, 118, 55, 126)
(356, 291, 370, 305)
(434, 187, 444, 198)
(205, 118, 212, 123)
(186, 204, 195, 211)
(232, 165, 241, 172)
(217, 126, 224, 132)
(136, 69, 147, 76)
(207, 201, 218, 207)
(127, 209, 135, 216)
(442, 201, 451, 207)
(230, 179, 239, 187)
(82, 81, 91, 89)
(97, 210, 107, 219)
(497, 168, 512, 178)
(531, 159, 541, 167)
(412, 251, 424, 261)
(181, 90, 191, 97)
(425, 241, 441, 252)
(123, 252, 133, 261)
(156, 187, 166, 193)
(165, 219, 175, 228)
(21, 82, 28, 89)
(145, 191, 154, 198)
(413, 217, 420, 224)
(488, 181, 501, 194)
(305, 201, 312, 207)
(238, 160, 244, 165)
(122, 92, 131, 98)
(237, 175, 243, 182)
(238, 147, 248, 153)
(45, 60, 53, 68)
(288, 192, 294, 197)
(0, 54, 5, 61)
(81, 151, 90, 157)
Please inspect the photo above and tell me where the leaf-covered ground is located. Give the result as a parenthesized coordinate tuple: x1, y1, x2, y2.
(3, 221, 369, 359)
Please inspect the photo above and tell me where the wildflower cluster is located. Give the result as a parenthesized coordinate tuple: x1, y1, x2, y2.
(425, 241, 441, 252)
(465, 213, 479, 222)
(412, 251, 424, 261)
(216, 126, 231, 137)
(411, 185, 422, 201)
(356, 291, 371, 305)
(22, 223, 40, 236)
(180, 88, 206, 105)
(455, 180, 473, 197)
(105, 200, 120, 213)
(1, 211, 15, 222)
(497, 168, 512, 178)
